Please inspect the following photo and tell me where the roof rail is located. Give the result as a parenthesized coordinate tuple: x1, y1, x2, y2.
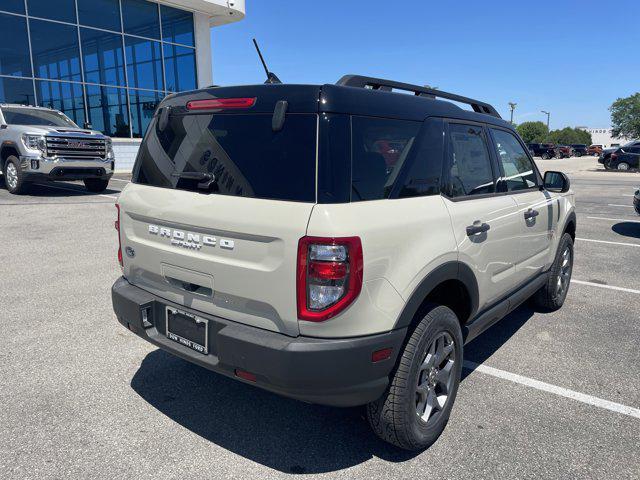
(336, 74, 502, 119)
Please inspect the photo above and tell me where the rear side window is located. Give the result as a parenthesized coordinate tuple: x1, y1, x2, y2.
(491, 129, 538, 191)
(351, 116, 421, 201)
(134, 113, 317, 202)
(445, 123, 495, 197)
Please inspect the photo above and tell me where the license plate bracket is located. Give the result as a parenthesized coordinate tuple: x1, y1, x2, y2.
(165, 307, 208, 355)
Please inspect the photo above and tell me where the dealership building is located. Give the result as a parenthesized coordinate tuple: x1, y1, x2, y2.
(0, 0, 245, 171)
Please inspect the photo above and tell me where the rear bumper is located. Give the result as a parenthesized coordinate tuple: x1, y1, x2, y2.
(111, 277, 406, 407)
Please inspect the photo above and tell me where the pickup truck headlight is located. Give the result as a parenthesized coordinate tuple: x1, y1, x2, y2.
(21, 134, 47, 154)
(105, 138, 115, 160)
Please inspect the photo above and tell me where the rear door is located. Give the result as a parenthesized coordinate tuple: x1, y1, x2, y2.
(441, 121, 522, 310)
(489, 127, 554, 282)
(118, 103, 319, 336)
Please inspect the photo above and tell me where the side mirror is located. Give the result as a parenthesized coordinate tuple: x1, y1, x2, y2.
(83, 122, 93, 129)
(543, 171, 570, 193)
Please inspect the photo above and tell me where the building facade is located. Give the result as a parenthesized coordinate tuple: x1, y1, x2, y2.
(577, 127, 632, 148)
(0, 0, 245, 171)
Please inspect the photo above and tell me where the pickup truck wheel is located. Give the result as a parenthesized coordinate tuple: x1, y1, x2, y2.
(3, 156, 29, 194)
(84, 178, 109, 193)
(533, 233, 573, 311)
(366, 304, 463, 451)
(541, 153, 550, 160)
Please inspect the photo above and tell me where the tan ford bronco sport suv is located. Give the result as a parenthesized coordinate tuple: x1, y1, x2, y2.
(112, 75, 576, 450)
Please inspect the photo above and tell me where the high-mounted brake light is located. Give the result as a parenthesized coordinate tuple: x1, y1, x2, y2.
(186, 97, 256, 111)
(115, 204, 123, 268)
(297, 236, 363, 322)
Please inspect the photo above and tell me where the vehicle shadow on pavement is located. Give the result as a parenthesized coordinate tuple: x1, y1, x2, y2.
(0, 180, 119, 197)
(130, 305, 535, 473)
(611, 222, 640, 239)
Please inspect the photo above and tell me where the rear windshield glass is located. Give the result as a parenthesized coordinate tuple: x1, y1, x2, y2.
(2, 107, 77, 127)
(134, 112, 317, 202)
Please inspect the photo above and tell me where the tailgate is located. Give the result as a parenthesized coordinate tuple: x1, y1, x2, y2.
(118, 183, 313, 336)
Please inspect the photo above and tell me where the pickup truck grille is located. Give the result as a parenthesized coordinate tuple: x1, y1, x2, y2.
(45, 136, 107, 159)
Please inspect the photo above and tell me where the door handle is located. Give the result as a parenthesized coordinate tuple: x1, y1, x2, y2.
(524, 208, 539, 220)
(466, 221, 491, 236)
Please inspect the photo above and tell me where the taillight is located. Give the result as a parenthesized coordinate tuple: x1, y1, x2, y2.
(186, 97, 256, 110)
(297, 236, 363, 322)
(611, 153, 618, 160)
(115, 204, 123, 268)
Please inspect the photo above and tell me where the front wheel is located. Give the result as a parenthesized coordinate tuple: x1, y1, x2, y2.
(84, 178, 109, 193)
(3, 155, 30, 194)
(541, 153, 550, 160)
(366, 305, 463, 450)
(616, 162, 630, 171)
(533, 233, 573, 311)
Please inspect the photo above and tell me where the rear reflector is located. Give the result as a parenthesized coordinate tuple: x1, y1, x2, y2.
(372, 348, 393, 363)
(186, 97, 256, 110)
(115, 204, 123, 268)
(234, 369, 257, 382)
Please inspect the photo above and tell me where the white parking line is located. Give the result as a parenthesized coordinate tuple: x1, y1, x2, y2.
(576, 237, 640, 248)
(37, 183, 118, 200)
(571, 279, 640, 295)
(109, 178, 130, 183)
(464, 361, 640, 420)
(607, 204, 635, 208)
(586, 216, 640, 223)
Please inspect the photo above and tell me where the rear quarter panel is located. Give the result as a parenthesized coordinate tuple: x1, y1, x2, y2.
(303, 195, 457, 338)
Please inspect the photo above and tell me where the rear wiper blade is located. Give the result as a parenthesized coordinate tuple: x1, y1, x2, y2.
(172, 171, 218, 192)
(171, 171, 212, 181)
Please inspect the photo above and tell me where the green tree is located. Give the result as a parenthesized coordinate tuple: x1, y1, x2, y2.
(547, 127, 592, 145)
(610, 93, 640, 139)
(516, 121, 548, 143)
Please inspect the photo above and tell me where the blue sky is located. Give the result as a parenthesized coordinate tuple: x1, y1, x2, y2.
(212, 0, 639, 130)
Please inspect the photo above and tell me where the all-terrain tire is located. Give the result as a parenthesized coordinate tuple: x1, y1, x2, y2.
(366, 305, 463, 451)
(532, 233, 573, 311)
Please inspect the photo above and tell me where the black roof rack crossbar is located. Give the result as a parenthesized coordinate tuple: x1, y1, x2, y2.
(336, 74, 502, 119)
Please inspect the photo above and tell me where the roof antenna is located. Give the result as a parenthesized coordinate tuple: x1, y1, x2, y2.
(252, 38, 281, 84)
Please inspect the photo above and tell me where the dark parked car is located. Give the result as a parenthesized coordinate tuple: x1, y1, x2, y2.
(555, 145, 574, 158)
(600, 141, 640, 169)
(570, 144, 588, 157)
(608, 146, 640, 171)
(527, 143, 557, 159)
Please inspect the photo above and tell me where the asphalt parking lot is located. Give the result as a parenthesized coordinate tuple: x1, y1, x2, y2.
(1, 156, 639, 479)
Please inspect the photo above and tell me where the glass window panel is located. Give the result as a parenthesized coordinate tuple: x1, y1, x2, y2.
(0, 77, 35, 105)
(28, 0, 76, 23)
(129, 89, 161, 138)
(125, 36, 163, 91)
(446, 123, 495, 197)
(163, 43, 196, 92)
(1, 0, 25, 14)
(81, 28, 126, 86)
(85, 84, 130, 137)
(77, 0, 121, 32)
(0, 13, 31, 77)
(161, 5, 194, 46)
(122, 0, 160, 39)
(35, 80, 85, 127)
(30, 19, 81, 82)
(491, 129, 538, 191)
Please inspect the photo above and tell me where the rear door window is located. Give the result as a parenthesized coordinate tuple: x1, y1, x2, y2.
(445, 123, 495, 197)
(134, 112, 317, 202)
(351, 116, 421, 201)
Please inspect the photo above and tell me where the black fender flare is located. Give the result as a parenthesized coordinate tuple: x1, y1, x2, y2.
(562, 211, 577, 238)
(0, 141, 19, 170)
(393, 261, 479, 330)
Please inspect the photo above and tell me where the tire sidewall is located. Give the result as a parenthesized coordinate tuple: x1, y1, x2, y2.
(551, 234, 574, 306)
(4, 156, 26, 194)
(403, 307, 464, 445)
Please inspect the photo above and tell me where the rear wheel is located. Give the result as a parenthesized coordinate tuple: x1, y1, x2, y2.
(3, 156, 29, 194)
(84, 178, 109, 193)
(366, 305, 463, 451)
(576, 152, 582, 157)
(533, 233, 573, 311)
(541, 153, 550, 160)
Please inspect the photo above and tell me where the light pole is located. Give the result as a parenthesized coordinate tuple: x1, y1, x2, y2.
(541, 110, 550, 130)
(508, 102, 517, 124)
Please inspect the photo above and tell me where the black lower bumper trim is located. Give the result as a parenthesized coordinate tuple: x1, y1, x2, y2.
(111, 277, 406, 407)
(25, 167, 112, 182)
